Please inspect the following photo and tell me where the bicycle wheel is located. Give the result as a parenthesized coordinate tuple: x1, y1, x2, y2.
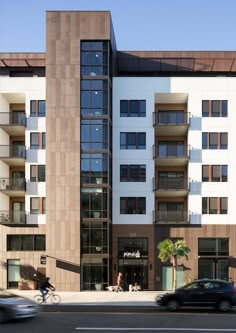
(34, 294, 43, 304)
(51, 294, 61, 304)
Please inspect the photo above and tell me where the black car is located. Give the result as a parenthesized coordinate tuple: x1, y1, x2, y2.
(156, 279, 236, 312)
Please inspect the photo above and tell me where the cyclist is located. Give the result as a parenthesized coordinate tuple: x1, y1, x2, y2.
(39, 277, 55, 302)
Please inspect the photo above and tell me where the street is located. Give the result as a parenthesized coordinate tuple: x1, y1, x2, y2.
(1, 306, 236, 333)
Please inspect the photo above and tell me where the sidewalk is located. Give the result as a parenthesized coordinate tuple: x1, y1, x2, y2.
(10, 290, 163, 306)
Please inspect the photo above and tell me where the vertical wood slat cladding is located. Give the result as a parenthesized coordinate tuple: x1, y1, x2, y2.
(46, 11, 111, 291)
(156, 224, 236, 290)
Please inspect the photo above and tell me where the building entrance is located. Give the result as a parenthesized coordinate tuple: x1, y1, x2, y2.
(118, 237, 149, 290)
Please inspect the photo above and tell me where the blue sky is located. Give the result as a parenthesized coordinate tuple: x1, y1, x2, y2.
(1, 0, 236, 52)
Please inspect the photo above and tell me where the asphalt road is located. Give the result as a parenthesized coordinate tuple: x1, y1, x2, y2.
(2, 306, 236, 333)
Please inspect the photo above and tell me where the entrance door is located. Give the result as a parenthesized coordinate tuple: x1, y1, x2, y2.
(123, 266, 142, 286)
(7, 259, 20, 288)
(198, 258, 228, 280)
(13, 202, 25, 224)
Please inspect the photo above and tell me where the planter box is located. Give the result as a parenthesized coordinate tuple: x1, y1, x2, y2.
(18, 281, 37, 290)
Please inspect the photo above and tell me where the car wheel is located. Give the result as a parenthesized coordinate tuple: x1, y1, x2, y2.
(217, 299, 232, 312)
(167, 299, 180, 311)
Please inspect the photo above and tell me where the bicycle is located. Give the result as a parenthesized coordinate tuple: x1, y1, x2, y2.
(34, 289, 61, 304)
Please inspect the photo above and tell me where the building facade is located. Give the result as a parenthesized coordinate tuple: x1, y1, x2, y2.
(0, 11, 236, 291)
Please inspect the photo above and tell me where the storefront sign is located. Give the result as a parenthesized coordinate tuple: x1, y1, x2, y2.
(123, 250, 141, 258)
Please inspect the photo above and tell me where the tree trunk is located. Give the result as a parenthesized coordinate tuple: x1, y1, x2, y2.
(173, 257, 178, 290)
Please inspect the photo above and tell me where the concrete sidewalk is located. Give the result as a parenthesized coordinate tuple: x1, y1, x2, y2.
(10, 290, 163, 306)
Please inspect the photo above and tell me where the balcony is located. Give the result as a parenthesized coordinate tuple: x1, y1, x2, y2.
(0, 178, 26, 197)
(0, 145, 26, 166)
(0, 112, 26, 135)
(0, 210, 26, 225)
(153, 210, 188, 224)
(153, 144, 189, 166)
(153, 111, 189, 136)
(153, 177, 188, 197)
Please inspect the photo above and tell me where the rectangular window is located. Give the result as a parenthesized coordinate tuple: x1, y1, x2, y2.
(158, 141, 184, 157)
(120, 100, 146, 117)
(7, 235, 46, 251)
(202, 197, 228, 214)
(30, 197, 45, 214)
(198, 238, 229, 256)
(81, 41, 108, 77)
(30, 133, 46, 149)
(202, 100, 228, 117)
(30, 165, 45, 182)
(81, 80, 108, 116)
(202, 133, 228, 149)
(120, 165, 146, 182)
(202, 165, 228, 182)
(120, 132, 146, 149)
(30, 100, 46, 117)
(120, 197, 146, 214)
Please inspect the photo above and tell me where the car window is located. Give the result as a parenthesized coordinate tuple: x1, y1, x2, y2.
(185, 282, 202, 289)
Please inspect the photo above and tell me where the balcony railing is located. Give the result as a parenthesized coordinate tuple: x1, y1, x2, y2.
(153, 144, 188, 159)
(0, 145, 26, 158)
(0, 178, 25, 191)
(0, 112, 26, 126)
(153, 111, 189, 126)
(153, 177, 188, 191)
(154, 210, 188, 223)
(0, 210, 26, 224)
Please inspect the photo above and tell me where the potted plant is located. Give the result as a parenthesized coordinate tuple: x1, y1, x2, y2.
(18, 274, 37, 290)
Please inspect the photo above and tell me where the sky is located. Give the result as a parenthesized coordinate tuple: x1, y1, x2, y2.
(1, 0, 236, 52)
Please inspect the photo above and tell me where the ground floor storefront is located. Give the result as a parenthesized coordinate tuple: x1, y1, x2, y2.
(112, 224, 236, 291)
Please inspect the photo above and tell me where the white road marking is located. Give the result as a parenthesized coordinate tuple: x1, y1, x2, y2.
(75, 328, 236, 331)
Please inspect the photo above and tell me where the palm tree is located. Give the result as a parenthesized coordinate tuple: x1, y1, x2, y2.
(157, 239, 190, 290)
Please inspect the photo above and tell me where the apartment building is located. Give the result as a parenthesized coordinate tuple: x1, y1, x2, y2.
(0, 10, 236, 291)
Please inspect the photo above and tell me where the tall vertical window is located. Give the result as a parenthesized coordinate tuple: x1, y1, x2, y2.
(30, 133, 46, 149)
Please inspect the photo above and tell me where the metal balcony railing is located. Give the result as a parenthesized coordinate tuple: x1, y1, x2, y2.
(0, 210, 26, 224)
(0, 178, 25, 191)
(154, 210, 188, 223)
(0, 145, 26, 158)
(0, 112, 26, 126)
(153, 111, 189, 126)
(153, 177, 188, 191)
(153, 144, 188, 158)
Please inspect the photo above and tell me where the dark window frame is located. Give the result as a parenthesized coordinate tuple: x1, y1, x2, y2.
(202, 132, 228, 150)
(120, 132, 146, 150)
(120, 100, 146, 117)
(202, 165, 228, 182)
(202, 197, 228, 214)
(7, 234, 46, 251)
(202, 100, 228, 117)
(120, 197, 146, 214)
(120, 165, 146, 182)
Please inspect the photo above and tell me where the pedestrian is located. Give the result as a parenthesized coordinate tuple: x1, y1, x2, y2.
(116, 272, 123, 292)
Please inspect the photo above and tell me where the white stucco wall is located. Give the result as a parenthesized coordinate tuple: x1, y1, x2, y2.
(113, 77, 236, 225)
